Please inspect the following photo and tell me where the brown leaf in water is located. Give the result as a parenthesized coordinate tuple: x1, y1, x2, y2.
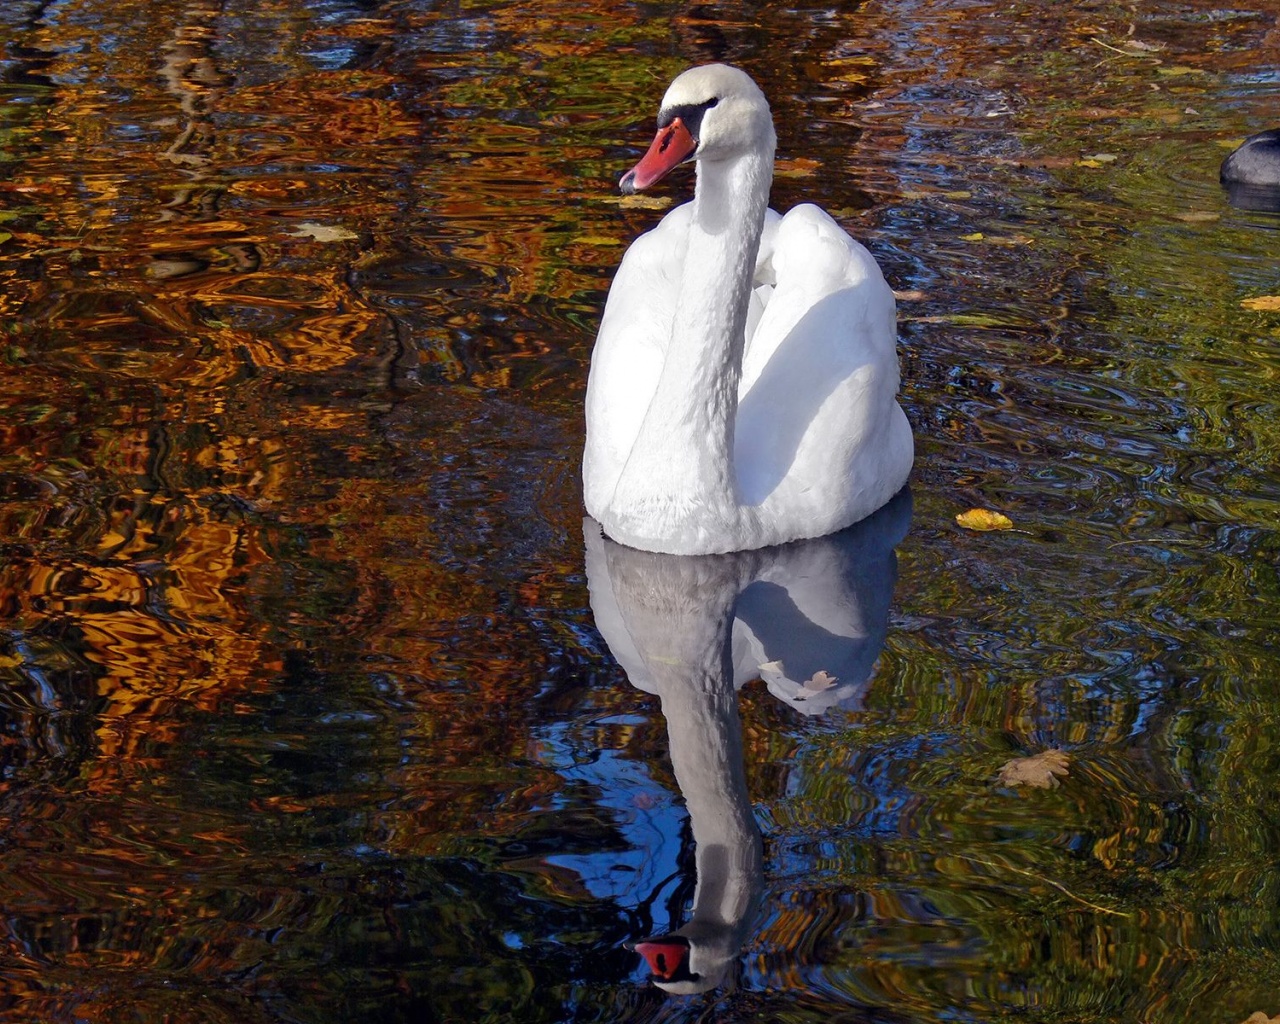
(997, 749, 1071, 789)
(287, 221, 358, 242)
(984, 234, 1034, 247)
(1241, 296, 1280, 312)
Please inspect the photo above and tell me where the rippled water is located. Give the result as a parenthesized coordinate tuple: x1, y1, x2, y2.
(2, 0, 1280, 1021)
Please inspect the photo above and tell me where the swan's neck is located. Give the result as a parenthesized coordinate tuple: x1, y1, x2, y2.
(626, 564, 763, 951)
(608, 143, 774, 553)
(659, 668, 762, 944)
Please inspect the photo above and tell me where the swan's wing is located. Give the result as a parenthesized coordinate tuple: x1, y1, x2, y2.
(740, 203, 896, 393)
(582, 203, 691, 516)
(735, 204, 912, 531)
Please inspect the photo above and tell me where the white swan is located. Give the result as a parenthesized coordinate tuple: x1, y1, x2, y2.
(584, 64, 913, 556)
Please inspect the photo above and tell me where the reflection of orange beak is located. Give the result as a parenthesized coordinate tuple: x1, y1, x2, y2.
(619, 117, 697, 194)
(633, 939, 689, 980)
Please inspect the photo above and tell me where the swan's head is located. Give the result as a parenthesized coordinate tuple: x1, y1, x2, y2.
(620, 64, 774, 194)
(630, 934, 735, 995)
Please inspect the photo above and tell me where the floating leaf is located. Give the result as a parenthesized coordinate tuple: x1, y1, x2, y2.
(610, 194, 673, 210)
(997, 749, 1070, 789)
(1080, 152, 1117, 163)
(984, 234, 1034, 247)
(956, 508, 1013, 531)
(1075, 158, 1105, 168)
(287, 222, 358, 242)
(801, 670, 838, 694)
(1241, 296, 1280, 312)
(576, 235, 623, 246)
(960, 231, 985, 241)
(1241, 1015, 1280, 1024)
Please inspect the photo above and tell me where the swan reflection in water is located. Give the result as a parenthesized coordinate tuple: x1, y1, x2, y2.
(585, 488, 911, 994)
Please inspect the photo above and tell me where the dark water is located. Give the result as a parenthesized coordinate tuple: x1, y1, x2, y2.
(2, 0, 1280, 1021)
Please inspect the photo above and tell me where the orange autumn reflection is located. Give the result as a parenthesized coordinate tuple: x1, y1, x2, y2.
(1, 0, 1279, 1021)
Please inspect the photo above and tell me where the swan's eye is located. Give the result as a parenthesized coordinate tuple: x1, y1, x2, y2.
(658, 97, 719, 135)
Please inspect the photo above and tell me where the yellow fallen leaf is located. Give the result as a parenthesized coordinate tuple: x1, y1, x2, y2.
(955, 508, 1013, 531)
(1241, 296, 1280, 312)
(997, 749, 1070, 789)
(606, 194, 673, 210)
(1075, 159, 1104, 168)
(960, 232, 985, 241)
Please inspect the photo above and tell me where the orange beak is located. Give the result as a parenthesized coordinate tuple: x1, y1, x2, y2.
(633, 938, 690, 980)
(619, 117, 697, 194)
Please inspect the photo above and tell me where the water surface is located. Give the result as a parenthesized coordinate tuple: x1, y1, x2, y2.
(2, 0, 1280, 1021)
